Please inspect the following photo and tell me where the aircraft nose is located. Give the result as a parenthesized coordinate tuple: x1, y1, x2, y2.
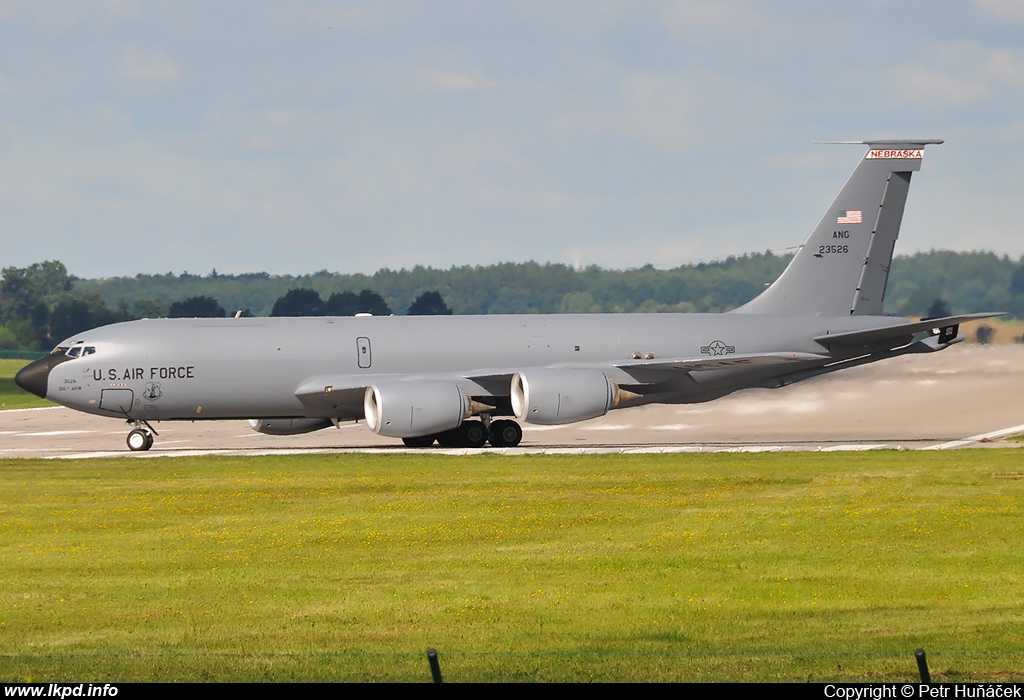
(14, 353, 70, 399)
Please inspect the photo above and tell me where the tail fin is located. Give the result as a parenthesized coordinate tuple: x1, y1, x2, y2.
(733, 139, 942, 317)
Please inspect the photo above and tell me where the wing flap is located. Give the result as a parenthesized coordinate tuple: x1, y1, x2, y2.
(615, 351, 829, 372)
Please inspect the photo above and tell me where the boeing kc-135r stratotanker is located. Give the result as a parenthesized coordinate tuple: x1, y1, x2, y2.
(16, 140, 999, 451)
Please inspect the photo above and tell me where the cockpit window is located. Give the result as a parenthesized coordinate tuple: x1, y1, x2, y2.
(57, 341, 95, 359)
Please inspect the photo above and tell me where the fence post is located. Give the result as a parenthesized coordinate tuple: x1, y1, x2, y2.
(427, 647, 443, 683)
(914, 648, 931, 683)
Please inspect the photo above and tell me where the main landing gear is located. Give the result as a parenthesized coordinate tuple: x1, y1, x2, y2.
(487, 419, 523, 447)
(401, 419, 523, 449)
(125, 420, 158, 452)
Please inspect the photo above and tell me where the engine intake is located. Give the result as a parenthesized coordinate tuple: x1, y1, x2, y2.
(511, 369, 618, 425)
(364, 382, 471, 438)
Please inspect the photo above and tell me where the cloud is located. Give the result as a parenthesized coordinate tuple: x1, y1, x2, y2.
(986, 49, 1024, 90)
(119, 46, 180, 83)
(304, 6, 377, 28)
(890, 46, 1024, 106)
(661, 0, 759, 33)
(974, 0, 1024, 19)
(889, 65, 990, 106)
(97, 0, 139, 15)
(263, 110, 293, 126)
(556, 73, 699, 150)
(424, 70, 497, 92)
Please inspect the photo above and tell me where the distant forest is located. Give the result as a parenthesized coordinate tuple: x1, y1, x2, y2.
(3, 250, 1024, 350)
(76, 250, 1024, 317)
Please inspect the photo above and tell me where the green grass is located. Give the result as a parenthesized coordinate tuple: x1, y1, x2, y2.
(0, 359, 51, 410)
(1, 451, 1023, 682)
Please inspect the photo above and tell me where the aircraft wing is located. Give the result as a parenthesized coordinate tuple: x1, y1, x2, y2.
(293, 371, 517, 413)
(293, 375, 381, 414)
(460, 352, 830, 377)
(613, 351, 829, 372)
(815, 313, 1003, 346)
(293, 351, 829, 413)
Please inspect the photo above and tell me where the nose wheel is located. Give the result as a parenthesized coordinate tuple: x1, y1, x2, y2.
(125, 420, 158, 451)
(127, 429, 154, 451)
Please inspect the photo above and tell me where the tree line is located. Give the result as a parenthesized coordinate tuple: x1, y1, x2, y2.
(3, 252, 1024, 350)
(0, 262, 452, 350)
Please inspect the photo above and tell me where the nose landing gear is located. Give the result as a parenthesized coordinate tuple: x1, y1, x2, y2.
(125, 420, 158, 452)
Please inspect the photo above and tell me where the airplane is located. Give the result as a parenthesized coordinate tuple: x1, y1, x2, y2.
(15, 139, 999, 452)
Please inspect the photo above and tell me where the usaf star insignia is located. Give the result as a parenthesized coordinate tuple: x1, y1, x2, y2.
(700, 339, 736, 356)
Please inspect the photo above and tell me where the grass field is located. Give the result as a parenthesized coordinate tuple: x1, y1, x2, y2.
(1, 450, 1022, 682)
(0, 360, 50, 410)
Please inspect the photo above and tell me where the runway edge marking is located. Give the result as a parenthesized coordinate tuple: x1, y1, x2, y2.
(924, 424, 1024, 450)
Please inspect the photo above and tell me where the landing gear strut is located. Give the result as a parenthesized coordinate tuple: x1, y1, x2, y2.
(125, 420, 158, 452)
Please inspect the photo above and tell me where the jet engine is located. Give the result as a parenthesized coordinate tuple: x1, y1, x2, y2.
(364, 382, 471, 438)
(248, 418, 334, 435)
(511, 369, 618, 425)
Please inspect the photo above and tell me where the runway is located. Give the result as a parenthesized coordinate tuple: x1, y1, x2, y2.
(2, 343, 1023, 459)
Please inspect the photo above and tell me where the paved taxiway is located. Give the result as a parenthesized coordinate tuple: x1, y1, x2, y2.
(2, 344, 1023, 459)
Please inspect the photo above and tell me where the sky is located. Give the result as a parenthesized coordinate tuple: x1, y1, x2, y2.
(1, 0, 1023, 279)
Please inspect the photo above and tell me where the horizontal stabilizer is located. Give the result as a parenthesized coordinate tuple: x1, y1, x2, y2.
(817, 139, 944, 147)
(616, 351, 829, 372)
(814, 313, 1003, 346)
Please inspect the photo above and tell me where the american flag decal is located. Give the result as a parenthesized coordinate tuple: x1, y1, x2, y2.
(837, 210, 862, 224)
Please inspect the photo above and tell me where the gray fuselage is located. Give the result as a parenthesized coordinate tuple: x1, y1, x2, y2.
(40, 312, 910, 423)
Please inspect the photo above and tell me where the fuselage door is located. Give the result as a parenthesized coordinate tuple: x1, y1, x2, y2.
(356, 336, 372, 369)
(99, 388, 134, 414)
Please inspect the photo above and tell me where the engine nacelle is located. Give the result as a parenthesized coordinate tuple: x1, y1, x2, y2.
(511, 369, 617, 425)
(364, 382, 470, 438)
(248, 418, 334, 435)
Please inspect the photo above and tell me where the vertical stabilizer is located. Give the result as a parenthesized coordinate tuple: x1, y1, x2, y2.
(733, 140, 942, 317)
